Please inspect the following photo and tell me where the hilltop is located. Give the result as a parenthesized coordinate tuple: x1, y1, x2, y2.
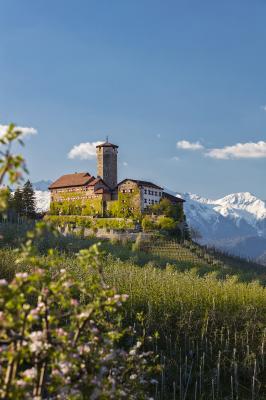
(34, 186, 266, 263)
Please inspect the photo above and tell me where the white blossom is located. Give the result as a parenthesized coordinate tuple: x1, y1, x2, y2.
(22, 367, 37, 380)
(29, 331, 45, 353)
(58, 361, 72, 375)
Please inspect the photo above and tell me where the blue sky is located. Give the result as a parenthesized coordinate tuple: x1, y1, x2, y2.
(0, 0, 266, 198)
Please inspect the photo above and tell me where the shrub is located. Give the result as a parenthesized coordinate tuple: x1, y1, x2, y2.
(157, 216, 177, 231)
(0, 225, 157, 399)
(141, 216, 157, 232)
(150, 198, 184, 222)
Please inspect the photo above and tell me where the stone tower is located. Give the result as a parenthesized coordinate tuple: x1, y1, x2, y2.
(96, 139, 119, 189)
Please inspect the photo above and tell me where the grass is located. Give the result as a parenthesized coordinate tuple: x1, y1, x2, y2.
(1, 225, 266, 398)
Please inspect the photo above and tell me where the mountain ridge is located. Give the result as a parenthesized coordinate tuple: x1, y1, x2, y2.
(180, 191, 266, 262)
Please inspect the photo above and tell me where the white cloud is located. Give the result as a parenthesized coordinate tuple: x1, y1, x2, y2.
(206, 141, 266, 160)
(68, 141, 103, 160)
(176, 140, 204, 151)
(0, 124, 37, 138)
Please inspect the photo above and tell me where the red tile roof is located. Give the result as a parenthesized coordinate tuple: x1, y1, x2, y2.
(49, 173, 93, 189)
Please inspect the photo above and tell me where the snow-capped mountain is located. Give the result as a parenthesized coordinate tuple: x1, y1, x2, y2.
(182, 192, 266, 261)
(35, 191, 50, 213)
(183, 192, 266, 240)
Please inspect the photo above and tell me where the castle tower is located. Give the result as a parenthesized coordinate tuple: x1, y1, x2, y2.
(96, 139, 119, 189)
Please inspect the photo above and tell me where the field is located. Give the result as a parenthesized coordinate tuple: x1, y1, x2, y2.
(1, 226, 266, 399)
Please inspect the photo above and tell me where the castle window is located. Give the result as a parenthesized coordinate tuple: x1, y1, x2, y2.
(144, 199, 147, 203)
(144, 189, 147, 194)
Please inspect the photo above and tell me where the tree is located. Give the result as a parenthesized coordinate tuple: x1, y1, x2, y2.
(190, 226, 202, 241)
(13, 188, 24, 217)
(142, 215, 157, 231)
(183, 219, 191, 241)
(22, 180, 36, 218)
(150, 198, 184, 222)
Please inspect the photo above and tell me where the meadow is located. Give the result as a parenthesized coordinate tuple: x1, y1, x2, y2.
(1, 226, 266, 399)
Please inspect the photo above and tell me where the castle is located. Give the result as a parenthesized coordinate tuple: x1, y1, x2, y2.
(49, 140, 184, 217)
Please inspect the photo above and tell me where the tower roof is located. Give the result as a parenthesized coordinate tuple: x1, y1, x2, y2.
(96, 140, 118, 149)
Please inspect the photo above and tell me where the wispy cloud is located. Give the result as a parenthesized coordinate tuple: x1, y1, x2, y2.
(122, 161, 128, 167)
(0, 124, 37, 138)
(206, 141, 266, 160)
(260, 105, 266, 112)
(176, 138, 266, 160)
(68, 141, 103, 160)
(176, 140, 204, 150)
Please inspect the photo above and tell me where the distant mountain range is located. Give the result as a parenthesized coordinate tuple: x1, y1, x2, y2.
(182, 192, 266, 264)
(32, 180, 266, 264)
(32, 180, 52, 191)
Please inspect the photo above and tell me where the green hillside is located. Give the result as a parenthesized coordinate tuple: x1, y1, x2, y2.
(1, 229, 266, 399)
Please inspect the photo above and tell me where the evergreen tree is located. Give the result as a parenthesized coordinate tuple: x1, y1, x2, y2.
(13, 187, 24, 217)
(183, 219, 191, 241)
(22, 180, 36, 218)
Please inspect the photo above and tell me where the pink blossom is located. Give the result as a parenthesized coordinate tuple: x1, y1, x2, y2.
(58, 361, 72, 375)
(15, 272, 28, 279)
(56, 328, 67, 338)
(16, 379, 27, 387)
(22, 367, 37, 380)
